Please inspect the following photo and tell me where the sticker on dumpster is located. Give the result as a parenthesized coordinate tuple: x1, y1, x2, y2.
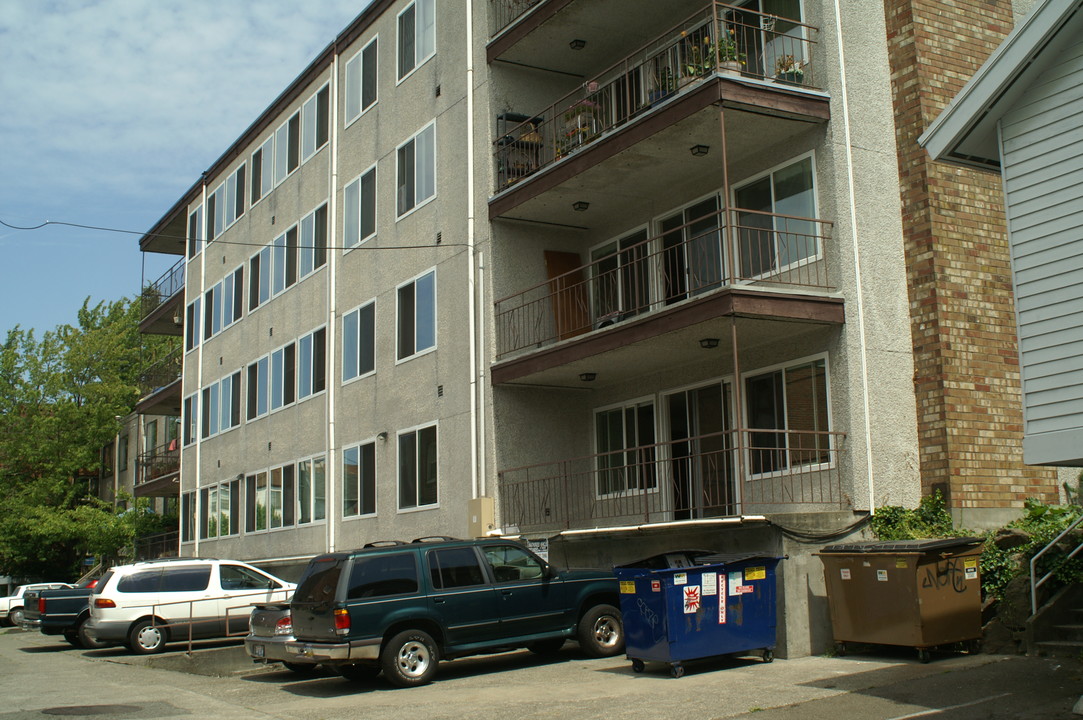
(683, 585, 701, 613)
(896, 559, 908, 569)
(651, 580, 661, 592)
(964, 559, 978, 569)
(620, 581, 636, 594)
(719, 596, 727, 624)
(674, 572, 687, 585)
(964, 559, 979, 580)
(736, 585, 754, 594)
(728, 572, 742, 596)
(840, 568, 851, 580)
(746, 566, 766, 581)
(702, 572, 718, 596)
(877, 569, 889, 582)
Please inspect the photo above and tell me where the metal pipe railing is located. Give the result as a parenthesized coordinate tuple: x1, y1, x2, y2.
(1030, 511, 1083, 616)
(140, 256, 186, 321)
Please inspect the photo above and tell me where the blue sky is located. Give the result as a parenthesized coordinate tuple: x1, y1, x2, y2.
(0, 0, 370, 337)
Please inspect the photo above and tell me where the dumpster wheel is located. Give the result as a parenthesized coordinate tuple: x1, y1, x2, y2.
(670, 663, 685, 679)
(917, 648, 931, 664)
(631, 659, 645, 673)
(762, 648, 774, 663)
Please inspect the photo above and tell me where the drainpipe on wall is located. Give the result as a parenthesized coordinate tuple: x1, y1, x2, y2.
(466, 0, 481, 500)
(194, 177, 208, 556)
(328, 49, 341, 553)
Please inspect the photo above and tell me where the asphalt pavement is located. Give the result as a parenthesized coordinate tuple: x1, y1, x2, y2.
(0, 627, 1079, 719)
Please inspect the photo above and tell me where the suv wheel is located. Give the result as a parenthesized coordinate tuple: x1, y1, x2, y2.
(127, 619, 168, 654)
(577, 604, 624, 657)
(381, 629, 438, 687)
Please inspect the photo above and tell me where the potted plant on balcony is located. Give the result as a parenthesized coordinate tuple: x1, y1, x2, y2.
(682, 29, 745, 79)
(774, 54, 805, 85)
(560, 92, 601, 155)
(648, 65, 676, 105)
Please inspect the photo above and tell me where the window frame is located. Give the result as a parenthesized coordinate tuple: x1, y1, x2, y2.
(396, 0, 436, 83)
(342, 299, 377, 383)
(301, 83, 330, 164)
(250, 136, 274, 207)
(344, 36, 379, 127)
(343, 164, 378, 249)
(395, 268, 437, 363)
(200, 370, 242, 440)
(187, 204, 203, 259)
(272, 110, 301, 188)
(296, 454, 328, 526)
(342, 439, 378, 518)
(592, 395, 659, 499)
(395, 121, 436, 219)
(397, 422, 438, 512)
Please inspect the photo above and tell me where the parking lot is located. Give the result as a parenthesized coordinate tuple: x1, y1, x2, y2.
(1, 627, 1079, 719)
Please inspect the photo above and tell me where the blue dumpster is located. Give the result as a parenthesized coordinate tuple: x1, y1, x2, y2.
(614, 551, 781, 677)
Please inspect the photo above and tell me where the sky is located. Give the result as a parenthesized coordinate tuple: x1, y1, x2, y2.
(0, 0, 371, 337)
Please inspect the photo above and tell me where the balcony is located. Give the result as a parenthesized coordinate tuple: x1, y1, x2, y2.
(494, 205, 834, 368)
(489, 0, 543, 36)
(139, 256, 185, 336)
(138, 347, 182, 399)
(499, 429, 847, 534)
(492, 2, 821, 195)
(136, 440, 180, 496)
(135, 530, 179, 560)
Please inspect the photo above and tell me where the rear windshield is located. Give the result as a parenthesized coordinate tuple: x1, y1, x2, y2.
(293, 558, 344, 604)
(92, 571, 112, 595)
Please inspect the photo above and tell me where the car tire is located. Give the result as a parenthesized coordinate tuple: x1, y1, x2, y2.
(282, 661, 319, 675)
(336, 663, 379, 682)
(127, 619, 168, 655)
(64, 630, 81, 648)
(77, 616, 108, 650)
(577, 604, 624, 658)
(528, 638, 565, 655)
(380, 629, 439, 687)
(9, 607, 24, 627)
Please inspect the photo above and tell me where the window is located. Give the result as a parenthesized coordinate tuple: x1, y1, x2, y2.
(187, 204, 203, 259)
(297, 456, 326, 524)
(185, 298, 201, 352)
(483, 544, 547, 583)
(345, 37, 378, 124)
(343, 301, 375, 381)
(428, 547, 486, 589)
(183, 394, 197, 446)
(658, 196, 723, 303)
(398, 424, 437, 510)
(246, 356, 269, 420)
(396, 122, 435, 216)
(214, 163, 246, 231)
(118, 434, 129, 469)
(181, 491, 195, 542)
(590, 227, 650, 325)
(273, 111, 301, 186)
(298, 203, 328, 279)
(207, 183, 224, 241)
(245, 463, 295, 533)
(594, 400, 657, 496)
(396, 269, 435, 360)
(200, 478, 240, 539)
(397, 0, 435, 81)
(203, 265, 244, 340)
(249, 245, 270, 310)
(297, 327, 326, 400)
(734, 155, 817, 278)
(118, 569, 161, 593)
(221, 564, 278, 590)
(200, 371, 241, 439)
(269, 343, 296, 412)
(160, 566, 212, 592)
(251, 136, 274, 205)
(745, 356, 830, 474)
(343, 166, 377, 247)
(302, 85, 330, 163)
(346, 554, 418, 599)
(343, 442, 376, 517)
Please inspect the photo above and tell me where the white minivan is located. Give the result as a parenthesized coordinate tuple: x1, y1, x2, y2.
(85, 558, 294, 654)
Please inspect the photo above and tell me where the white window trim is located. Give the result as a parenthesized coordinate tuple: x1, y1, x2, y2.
(301, 82, 330, 165)
(272, 110, 301, 188)
(588, 222, 651, 322)
(739, 351, 834, 481)
(395, 0, 436, 86)
(243, 463, 299, 536)
(182, 393, 198, 447)
(250, 136, 274, 209)
(394, 267, 438, 365)
(298, 200, 330, 281)
(591, 395, 660, 501)
(296, 325, 328, 403)
(395, 121, 437, 221)
(184, 297, 201, 355)
(295, 453, 330, 527)
(203, 264, 244, 342)
(396, 421, 439, 513)
(203, 479, 240, 539)
(344, 35, 379, 129)
(341, 438, 379, 519)
(200, 369, 242, 441)
(341, 298, 378, 386)
(343, 163, 378, 251)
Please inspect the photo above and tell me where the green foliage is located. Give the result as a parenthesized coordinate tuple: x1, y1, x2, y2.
(980, 499, 1082, 601)
(870, 490, 960, 541)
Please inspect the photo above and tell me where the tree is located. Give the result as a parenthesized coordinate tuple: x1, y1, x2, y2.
(0, 297, 175, 580)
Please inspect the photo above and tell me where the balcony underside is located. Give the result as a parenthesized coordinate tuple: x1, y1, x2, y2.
(136, 377, 182, 416)
(491, 287, 843, 387)
(134, 471, 179, 498)
(139, 290, 184, 336)
(489, 77, 829, 224)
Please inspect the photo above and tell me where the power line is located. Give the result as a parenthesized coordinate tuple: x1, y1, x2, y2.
(0, 217, 469, 252)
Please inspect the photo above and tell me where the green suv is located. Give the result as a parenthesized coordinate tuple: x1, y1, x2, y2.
(286, 537, 623, 686)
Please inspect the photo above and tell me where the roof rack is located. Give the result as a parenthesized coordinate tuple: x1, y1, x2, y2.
(362, 540, 408, 548)
(411, 536, 461, 544)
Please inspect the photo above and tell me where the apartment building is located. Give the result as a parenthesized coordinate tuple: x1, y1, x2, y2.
(132, 0, 1062, 656)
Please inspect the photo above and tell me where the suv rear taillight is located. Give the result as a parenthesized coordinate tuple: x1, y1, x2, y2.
(94, 598, 116, 609)
(38, 597, 46, 613)
(333, 608, 350, 635)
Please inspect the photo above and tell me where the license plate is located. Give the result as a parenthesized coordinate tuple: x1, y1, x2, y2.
(253, 644, 265, 658)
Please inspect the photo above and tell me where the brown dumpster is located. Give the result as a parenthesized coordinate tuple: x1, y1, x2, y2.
(817, 538, 983, 662)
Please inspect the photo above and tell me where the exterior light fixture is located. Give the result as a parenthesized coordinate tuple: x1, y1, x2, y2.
(699, 338, 720, 349)
(572, 201, 590, 212)
(579, 372, 597, 382)
(377, 431, 389, 441)
(690, 144, 710, 157)
(569, 39, 586, 50)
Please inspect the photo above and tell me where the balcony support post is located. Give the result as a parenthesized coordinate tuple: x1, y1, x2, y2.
(718, 106, 734, 285)
(730, 315, 745, 511)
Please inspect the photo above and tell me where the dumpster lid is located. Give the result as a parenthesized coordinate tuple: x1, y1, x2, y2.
(616, 550, 778, 570)
(819, 537, 983, 554)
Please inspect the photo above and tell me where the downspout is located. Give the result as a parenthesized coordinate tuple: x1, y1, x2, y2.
(328, 49, 340, 553)
(194, 177, 208, 555)
(466, 0, 480, 499)
(831, 1, 876, 511)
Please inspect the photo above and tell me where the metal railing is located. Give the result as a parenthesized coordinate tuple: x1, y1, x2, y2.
(498, 429, 846, 533)
(1030, 511, 1083, 616)
(494, 206, 832, 359)
(134, 531, 180, 560)
(137, 441, 180, 485)
(490, 0, 542, 35)
(494, 2, 819, 190)
(139, 348, 182, 398)
(140, 257, 186, 320)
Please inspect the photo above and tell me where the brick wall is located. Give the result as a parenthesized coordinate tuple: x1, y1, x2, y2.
(884, 0, 1059, 509)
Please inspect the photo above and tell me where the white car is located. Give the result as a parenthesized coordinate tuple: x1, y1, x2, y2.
(84, 558, 294, 654)
(0, 583, 73, 627)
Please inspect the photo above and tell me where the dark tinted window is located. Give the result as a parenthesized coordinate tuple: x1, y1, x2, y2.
(294, 558, 344, 604)
(92, 570, 114, 595)
(160, 565, 212, 592)
(117, 569, 161, 593)
(429, 547, 486, 589)
(221, 565, 277, 591)
(347, 553, 419, 599)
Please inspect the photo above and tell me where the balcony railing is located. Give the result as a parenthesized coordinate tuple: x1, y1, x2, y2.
(135, 530, 179, 560)
(139, 348, 182, 398)
(141, 256, 185, 321)
(494, 2, 819, 190)
(137, 440, 180, 485)
(494, 206, 832, 359)
(499, 429, 846, 533)
(490, 0, 542, 36)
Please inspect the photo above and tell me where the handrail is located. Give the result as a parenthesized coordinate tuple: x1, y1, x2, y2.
(1030, 511, 1083, 616)
(140, 256, 186, 320)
